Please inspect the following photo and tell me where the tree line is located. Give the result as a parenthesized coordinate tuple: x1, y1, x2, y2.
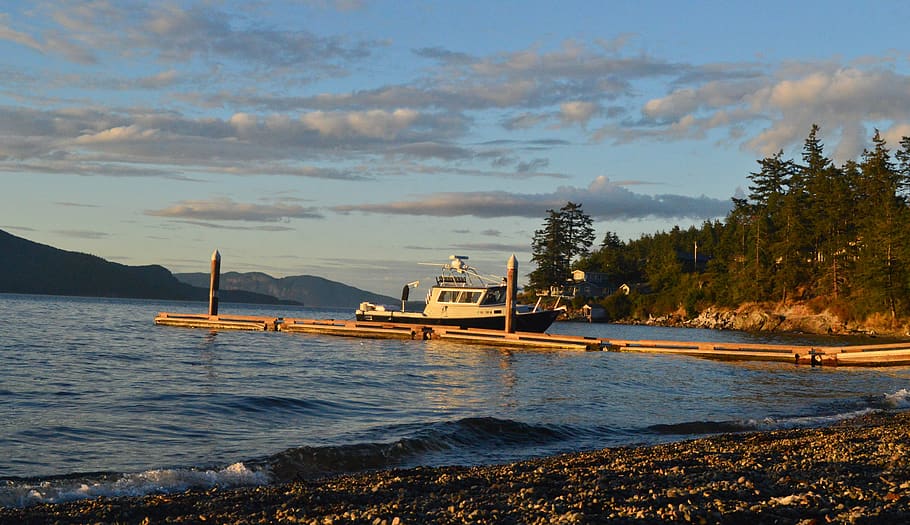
(529, 125, 910, 325)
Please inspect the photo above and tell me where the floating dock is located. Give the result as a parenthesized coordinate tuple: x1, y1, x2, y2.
(153, 312, 910, 366)
(154, 251, 910, 366)
(153, 312, 278, 331)
(280, 318, 430, 340)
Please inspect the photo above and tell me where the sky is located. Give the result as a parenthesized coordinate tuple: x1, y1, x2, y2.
(3, 1, 910, 297)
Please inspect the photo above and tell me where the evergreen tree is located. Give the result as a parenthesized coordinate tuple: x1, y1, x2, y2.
(747, 150, 799, 300)
(799, 124, 834, 296)
(856, 131, 907, 321)
(545, 126, 910, 325)
(712, 197, 759, 304)
(560, 202, 596, 262)
(529, 209, 568, 291)
(528, 202, 596, 292)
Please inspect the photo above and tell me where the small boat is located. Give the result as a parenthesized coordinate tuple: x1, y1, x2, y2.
(356, 255, 564, 333)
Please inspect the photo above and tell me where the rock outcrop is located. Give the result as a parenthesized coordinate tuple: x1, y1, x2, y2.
(646, 302, 901, 335)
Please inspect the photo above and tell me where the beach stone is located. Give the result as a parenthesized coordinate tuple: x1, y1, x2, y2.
(8, 411, 910, 524)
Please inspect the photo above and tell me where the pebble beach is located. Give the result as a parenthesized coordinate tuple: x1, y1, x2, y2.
(4, 411, 910, 524)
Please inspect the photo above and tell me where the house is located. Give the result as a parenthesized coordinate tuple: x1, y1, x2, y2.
(567, 270, 611, 297)
(536, 270, 626, 298)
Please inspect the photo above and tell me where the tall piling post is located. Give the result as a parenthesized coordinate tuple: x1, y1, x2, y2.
(505, 254, 517, 333)
(208, 249, 221, 317)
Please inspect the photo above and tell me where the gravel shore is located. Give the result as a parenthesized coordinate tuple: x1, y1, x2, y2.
(3, 411, 910, 524)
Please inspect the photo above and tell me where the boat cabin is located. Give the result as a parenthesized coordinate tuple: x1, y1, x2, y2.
(423, 284, 508, 318)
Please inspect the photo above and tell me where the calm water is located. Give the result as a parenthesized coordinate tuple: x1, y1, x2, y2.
(2, 293, 910, 507)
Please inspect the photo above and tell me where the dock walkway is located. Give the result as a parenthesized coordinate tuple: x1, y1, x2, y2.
(154, 312, 910, 367)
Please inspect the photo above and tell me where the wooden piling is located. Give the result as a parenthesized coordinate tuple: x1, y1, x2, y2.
(505, 254, 517, 333)
(208, 249, 221, 316)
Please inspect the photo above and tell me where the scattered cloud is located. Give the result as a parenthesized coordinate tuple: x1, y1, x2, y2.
(629, 67, 910, 161)
(146, 197, 323, 222)
(450, 242, 530, 253)
(0, 15, 42, 53)
(333, 176, 731, 220)
(3, 7, 908, 186)
(55, 201, 101, 208)
(1, 3, 909, 245)
(160, 220, 297, 232)
(6, 3, 377, 69)
(300, 109, 420, 139)
(53, 229, 110, 239)
(559, 101, 599, 126)
(1, 224, 37, 232)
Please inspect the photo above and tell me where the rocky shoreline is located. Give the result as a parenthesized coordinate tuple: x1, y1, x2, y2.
(4, 411, 910, 524)
(615, 303, 910, 337)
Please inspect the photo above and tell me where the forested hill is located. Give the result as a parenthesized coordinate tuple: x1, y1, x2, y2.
(0, 229, 293, 304)
(174, 272, 398, 308)
(569, 125, 910, 331)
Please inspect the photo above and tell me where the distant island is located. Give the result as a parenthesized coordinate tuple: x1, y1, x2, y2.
(173, 271, 398, 308)
(0, 229, 397, 308)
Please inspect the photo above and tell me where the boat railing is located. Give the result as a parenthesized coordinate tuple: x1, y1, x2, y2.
(436, 275, 467, 285)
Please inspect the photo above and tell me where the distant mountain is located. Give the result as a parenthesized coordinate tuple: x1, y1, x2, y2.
(0, 229, 295, 305)
(174, 271, 398, 308)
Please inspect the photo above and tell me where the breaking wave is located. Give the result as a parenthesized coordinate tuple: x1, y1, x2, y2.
(5, 391, 910, 509)
(0, 462, 267, 509)
(644, 389, 910, 437)
(265, 416, 589, 482)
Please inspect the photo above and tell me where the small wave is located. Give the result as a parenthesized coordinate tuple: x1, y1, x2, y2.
(139, 391, 368, 419)
(646, 420, 755, 435)
(0, 462, 268, 509)
(267, 417, 579, 482)
(648, 407, 882, 438)
(881, 388, 910, 409)
(745, 408, 879, 430)
(218, 394, 340, 415)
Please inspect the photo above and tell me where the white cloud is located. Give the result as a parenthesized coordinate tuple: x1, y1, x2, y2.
(560, 101, 599, 126)
(74, 125, 160, 144)
(623, 66, 910, 161)
(300, 109, 420, 139)
(3, 4, 910, 196)
(0, 15, 43, 52)
(883, 124, 910, 149)
(138, 70, 179, 89)
(146, 197, 323, 222)
(332, 175, 730, 220)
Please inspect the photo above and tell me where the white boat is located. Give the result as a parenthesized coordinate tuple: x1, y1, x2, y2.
(355, 255, 564, 332)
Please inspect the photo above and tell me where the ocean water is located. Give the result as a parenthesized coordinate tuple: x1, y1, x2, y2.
(2, 293, 909, 508)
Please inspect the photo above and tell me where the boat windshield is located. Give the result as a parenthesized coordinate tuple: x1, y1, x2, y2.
(437, 290, 483, 304)
(480, 286, 506, 305)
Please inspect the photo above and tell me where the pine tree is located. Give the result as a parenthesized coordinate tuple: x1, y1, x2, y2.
(528, 202, 596, 292)
(529, 209, 568, 292)
(747, 150, 799, 300)
(856, 131, 906, 321)
(559, 202, 596, 262)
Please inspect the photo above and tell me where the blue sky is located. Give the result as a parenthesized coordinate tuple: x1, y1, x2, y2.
(3, 1, 910, 296)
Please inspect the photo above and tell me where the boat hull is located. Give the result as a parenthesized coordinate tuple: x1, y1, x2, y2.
(355, 309, 562, 333)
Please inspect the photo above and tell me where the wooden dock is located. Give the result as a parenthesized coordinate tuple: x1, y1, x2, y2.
(154, 311, 910, 366)
(154, 312, 278, 331)
(602, 338, 910, 367)
(280, 318, 431, 340)
(431, 326, 601, 351)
